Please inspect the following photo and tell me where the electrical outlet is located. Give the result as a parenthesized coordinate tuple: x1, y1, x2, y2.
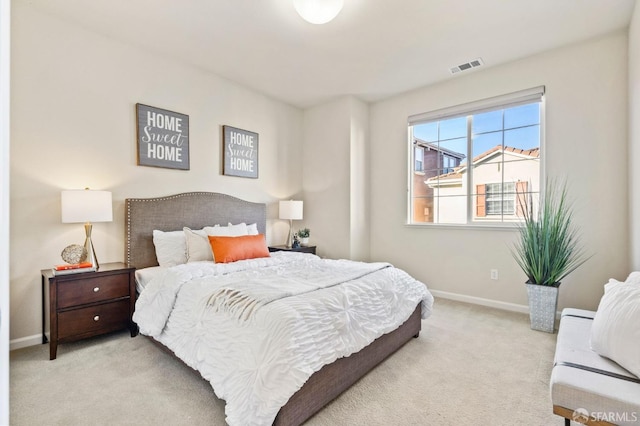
(490, 269, 499, 280)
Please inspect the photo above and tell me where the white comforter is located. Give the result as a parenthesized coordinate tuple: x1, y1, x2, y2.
(133, 252, 433, 425)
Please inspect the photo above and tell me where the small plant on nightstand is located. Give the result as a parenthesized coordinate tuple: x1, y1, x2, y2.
(297, 228, 310, 246)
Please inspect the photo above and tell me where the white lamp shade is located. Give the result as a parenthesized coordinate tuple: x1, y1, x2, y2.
(279, 200, 303, 220)
(293, 0, 344, 24)
(61, 190, 113, 223)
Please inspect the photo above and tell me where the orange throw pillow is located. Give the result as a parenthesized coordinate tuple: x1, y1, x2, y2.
(208, 234, 270, 264)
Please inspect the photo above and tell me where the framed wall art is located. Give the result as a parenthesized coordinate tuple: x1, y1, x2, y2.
(223, 125, 259, 178)
(136, 103, 190, 170)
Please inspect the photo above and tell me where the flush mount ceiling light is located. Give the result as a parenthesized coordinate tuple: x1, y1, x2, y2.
(293, 0, 344, 24)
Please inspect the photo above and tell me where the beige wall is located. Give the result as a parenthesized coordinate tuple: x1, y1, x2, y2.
(302, 98, 352, 259)
(301, 96, 370, 261)
(369, 32, 629, 312)
(9, 3, 303, 344)
(348, 97, 370, 261)
(630, 1, 640, 270)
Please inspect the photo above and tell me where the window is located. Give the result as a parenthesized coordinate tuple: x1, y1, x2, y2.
(485, 182, 515, 215)
(442, 154, 457, 174)
(408, 87, 544, 225)
(415, 146, 424, 172)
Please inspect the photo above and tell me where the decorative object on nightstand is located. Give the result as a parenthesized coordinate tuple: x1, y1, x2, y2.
(269, 245, 316, 255)
(60, 243, 87, 264)
(56, 244, 94, 275)
(41, 262, 137, 360)
(61, 188, 113, 270)
(279, 200, 303, 248)
(52, 261, 95, 276)
(297, 228, 310, 246)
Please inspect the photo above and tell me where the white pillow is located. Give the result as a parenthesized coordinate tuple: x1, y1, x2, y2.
(590, 280, 640, 377)
(247, 223, 259, 235)
(184, 227, 212, 262)
(186, 223, 249, 263)
(203, 222, 248, 237)
(152, 230, 187, 266)
(227, 222, 258, 235)
(625, 271, 640, 285)
(603, 278, 624, 293)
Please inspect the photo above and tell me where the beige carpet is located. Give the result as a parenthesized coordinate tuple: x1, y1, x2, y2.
(10, 299, 565, 425)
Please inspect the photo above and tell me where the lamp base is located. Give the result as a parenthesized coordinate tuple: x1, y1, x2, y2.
(83, 222, 99, 269)
(285, 219, 293, 248)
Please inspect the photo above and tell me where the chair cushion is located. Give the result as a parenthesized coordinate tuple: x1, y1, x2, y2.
(551, 309, 640, 425)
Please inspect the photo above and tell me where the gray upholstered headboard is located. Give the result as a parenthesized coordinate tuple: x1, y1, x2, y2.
(125, 192, 267, 269)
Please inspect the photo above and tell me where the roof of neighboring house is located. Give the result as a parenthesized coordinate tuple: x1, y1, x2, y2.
(425, 145, 540, 184)
(473, 145, 539, 162)
(414, 138, 466, 160)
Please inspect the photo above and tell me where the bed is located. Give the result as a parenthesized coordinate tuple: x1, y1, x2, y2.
(126, 192, 433, 425)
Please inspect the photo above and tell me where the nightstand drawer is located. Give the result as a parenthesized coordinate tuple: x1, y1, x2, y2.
(58, 299, 130, 340)
(57, 273, 130, 309)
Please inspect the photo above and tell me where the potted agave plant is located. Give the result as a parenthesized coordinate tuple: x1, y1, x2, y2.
(511, 180, 590, 333)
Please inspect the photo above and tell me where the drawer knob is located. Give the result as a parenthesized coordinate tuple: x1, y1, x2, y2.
(93, 315, 100, 322)
(93, 287, 100, 292)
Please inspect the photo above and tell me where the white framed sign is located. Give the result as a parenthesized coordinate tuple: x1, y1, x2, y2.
(136, 103, 190, 170)
(223, 125, 259, 178)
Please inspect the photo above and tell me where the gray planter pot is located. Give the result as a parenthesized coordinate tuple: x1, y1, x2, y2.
(525, 282, 560, 333)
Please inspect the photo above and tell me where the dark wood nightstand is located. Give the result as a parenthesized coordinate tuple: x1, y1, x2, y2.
(269, 245, 317, 255)
(41, 262, 138, 360)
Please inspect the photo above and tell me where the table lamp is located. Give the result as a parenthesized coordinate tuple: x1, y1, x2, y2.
(61, 189, 113, 269)
(279, 200, 303, 248)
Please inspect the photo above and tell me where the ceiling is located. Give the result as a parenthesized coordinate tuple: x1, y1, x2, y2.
(24, 0, 636, 108)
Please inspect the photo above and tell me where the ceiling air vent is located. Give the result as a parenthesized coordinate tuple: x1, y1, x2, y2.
(450, 58, 484, 75)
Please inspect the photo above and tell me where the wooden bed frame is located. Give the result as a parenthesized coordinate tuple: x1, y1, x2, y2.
(125, 192, 422, 426)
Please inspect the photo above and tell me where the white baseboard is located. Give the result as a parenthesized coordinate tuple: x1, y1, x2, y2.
(10, 333, 46, 351)
(430, 289, 530, 314)
(430, 289, 563, 320)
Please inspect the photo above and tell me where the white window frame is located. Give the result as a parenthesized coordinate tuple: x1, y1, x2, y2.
(407, 86, 546, 228)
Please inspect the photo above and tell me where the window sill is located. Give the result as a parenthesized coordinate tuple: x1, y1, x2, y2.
(404, 222, 520, 231)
